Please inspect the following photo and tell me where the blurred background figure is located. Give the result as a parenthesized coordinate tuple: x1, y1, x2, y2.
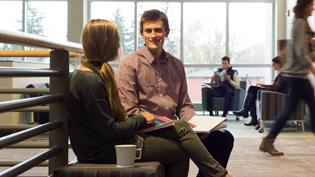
(259, 0, 315, 156)
(233, 56, 286, 127)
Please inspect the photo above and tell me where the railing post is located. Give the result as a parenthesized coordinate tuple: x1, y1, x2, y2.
(49, 49, 69, 174)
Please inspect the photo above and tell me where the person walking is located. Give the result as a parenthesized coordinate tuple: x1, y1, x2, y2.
(259, 0, 315, 156)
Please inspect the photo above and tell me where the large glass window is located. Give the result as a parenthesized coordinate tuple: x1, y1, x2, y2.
(27, 1, 67, 40)
(183, 2, 226, 64)
(0, 0, 67, 62)
(0, 0, 23, 52)
(91, 1, 135, 58)
(229, 2, 272, 64)
(89, 0, 275, 103)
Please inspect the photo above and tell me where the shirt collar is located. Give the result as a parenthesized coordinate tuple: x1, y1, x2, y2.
(137, 47, 169, 65)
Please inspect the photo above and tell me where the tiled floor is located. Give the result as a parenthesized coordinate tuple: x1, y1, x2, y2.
(1, 114, 314, 177)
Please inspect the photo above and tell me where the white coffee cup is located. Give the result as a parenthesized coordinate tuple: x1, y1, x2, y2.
(115, 144, 142, 168)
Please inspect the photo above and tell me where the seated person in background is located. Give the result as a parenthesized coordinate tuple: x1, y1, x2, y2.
(67, 19, 231, 177)
(233, 56, 286, 126)
(205, 56, 240, 117)
(117, 10, 234, 177)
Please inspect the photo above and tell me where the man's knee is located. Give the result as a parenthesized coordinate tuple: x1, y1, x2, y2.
(209, 130, 234, 147)
(174, 120, 190, 128)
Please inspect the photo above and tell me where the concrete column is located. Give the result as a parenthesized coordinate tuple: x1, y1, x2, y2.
(277, 0, 287, 40)
(67, 0, 88, 43)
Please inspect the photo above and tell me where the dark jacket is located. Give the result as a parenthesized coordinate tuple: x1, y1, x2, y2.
(267, 72, 286, 93)
(217, 66, 238, 88)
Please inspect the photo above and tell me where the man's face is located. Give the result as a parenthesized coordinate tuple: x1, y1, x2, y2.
(221, 60, 230, 70)
(272, 62, 281, 71)
(141, 20, 169, 53)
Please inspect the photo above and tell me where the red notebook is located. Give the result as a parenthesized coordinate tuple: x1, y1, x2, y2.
(138, 116, 175, 133)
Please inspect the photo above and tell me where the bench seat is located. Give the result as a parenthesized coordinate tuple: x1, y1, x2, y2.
(52, 161, 164, 177)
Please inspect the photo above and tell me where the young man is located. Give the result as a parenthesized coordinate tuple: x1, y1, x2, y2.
(117, 9, 234, 177)
(206, 56, 240, 117)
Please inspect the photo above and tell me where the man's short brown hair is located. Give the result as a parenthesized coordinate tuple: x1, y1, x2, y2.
(221, 56, 230, 63)
(140, 9, 170, 34)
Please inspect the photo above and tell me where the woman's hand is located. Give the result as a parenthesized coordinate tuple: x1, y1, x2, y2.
(225, 174, 232, 177)
(140, 112, 156, 124)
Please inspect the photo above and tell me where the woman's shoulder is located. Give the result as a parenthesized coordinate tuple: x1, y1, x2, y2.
(71, 70, 103, 89)
(72, 70, 99, 82)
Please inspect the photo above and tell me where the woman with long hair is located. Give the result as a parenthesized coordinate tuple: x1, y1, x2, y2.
(66, 19, 232, 177)
(259, 0, 315, 156)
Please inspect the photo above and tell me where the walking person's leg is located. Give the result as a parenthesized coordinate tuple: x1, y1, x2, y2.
(260, 78, 301, 155)
(301, 80, 315, 132)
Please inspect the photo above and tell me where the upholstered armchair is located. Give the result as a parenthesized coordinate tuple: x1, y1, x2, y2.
(201, 80, 247, 119)
(256, 90, 305, 132)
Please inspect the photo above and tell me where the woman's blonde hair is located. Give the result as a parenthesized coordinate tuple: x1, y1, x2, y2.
(81, 19, 126, 121)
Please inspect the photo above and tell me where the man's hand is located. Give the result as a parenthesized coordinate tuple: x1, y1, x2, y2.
(211, 75, 221, 84)
(211, 75, 220, 80)
(224, 74, 231, 81)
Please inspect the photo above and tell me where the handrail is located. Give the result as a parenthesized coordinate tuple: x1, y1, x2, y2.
(0, 94, 62, 113)
(0, 67, 61, 77)
(0, 160, 48, 167)
(0, 30, 72, 175)
(0, 146, 62, 177)
(14, 106, 49, 112)
(0, 124, 36, 131)
(7, 142, 48, 148)
(0, 29, 83, 54)
(0, 50, 80, 57)
(0, 120, 62, 149)
(0, 88, 49, 94)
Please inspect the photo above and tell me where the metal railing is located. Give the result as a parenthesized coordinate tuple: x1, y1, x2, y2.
(0, 28, 83, 176)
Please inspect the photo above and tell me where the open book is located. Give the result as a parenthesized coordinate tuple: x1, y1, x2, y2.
(138, 116, 175, 133)
(214, 70, 226, 82)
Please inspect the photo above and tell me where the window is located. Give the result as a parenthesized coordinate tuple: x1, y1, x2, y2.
(89, 0, 275, 103)
(183, 2, 226, 64)
(26, 1, 67, 40)
(137, 2, 181, 58)
(0, 0, 68, 62)
(229, 2, 272, 64)
(91, 1, 135, 58)
(0, 0, 23, 52)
